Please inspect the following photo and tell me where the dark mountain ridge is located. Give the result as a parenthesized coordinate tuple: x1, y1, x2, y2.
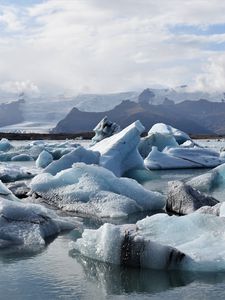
(52, 98, 224, 135)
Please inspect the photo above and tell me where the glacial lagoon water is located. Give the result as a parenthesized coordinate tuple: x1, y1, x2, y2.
(1, 139, 225, 299)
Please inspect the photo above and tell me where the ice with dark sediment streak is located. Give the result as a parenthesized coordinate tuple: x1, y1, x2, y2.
(30, 162, 165, 218)
(0, 198, 77, 248)
(71, 212, 225, 271)
(166, 181, 219, 215)
(91, 116, 120, 145)
(92, 120, 146, 176)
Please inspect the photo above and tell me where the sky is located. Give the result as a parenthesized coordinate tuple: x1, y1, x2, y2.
(0, 0, 225, 96)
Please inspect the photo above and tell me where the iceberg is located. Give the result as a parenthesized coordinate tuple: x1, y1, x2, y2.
(72, 212, 225, 271)
(92, 121, 146, 176)
(30, 163, 165, 218)
(0, 198, 77, 248)
(91, 116, 120, 145)
(36, 150, 53, 168)
(149, 123, 192, 144)
(44, 146, 100, 175)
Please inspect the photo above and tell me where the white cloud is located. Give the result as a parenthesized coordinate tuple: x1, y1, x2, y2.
(194, 54, 225, 92)
(0, 0, 224, 95)
(0, 80, 40, 96)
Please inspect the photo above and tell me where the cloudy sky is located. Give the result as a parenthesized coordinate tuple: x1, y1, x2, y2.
(0, 0, 225, 96)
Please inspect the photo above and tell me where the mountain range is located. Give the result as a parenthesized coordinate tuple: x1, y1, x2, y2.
(1, 87, 225, 134)
(52, 98, 225, 135)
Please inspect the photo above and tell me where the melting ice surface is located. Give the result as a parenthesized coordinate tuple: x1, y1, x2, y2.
(1, 139, 225, 299)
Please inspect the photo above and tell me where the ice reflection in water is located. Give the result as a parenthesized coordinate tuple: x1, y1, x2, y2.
(71, 251, 225, 298)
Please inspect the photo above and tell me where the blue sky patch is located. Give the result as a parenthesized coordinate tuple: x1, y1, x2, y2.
(170, 23, 225, 36)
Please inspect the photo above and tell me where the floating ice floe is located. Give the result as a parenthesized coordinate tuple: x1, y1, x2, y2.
(30, 163, 165, 218)
(148, 123, 192, 145)
(91, 116, 120, 145)
(72, 212, 225, 271)
(0, 198, 77, 248)
(144, 146, 224, 170)
(44, 147, 100, 175)
(0, 163, 36, 182)
(36, 150, 53, 168)
(92, 121, 146, 176)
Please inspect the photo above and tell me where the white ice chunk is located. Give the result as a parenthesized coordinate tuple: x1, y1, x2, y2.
(149, 123, 192, 144)
(92, 121, 145, 176)
(36, 150, 53, 168)
(30, 163, 165, 218)
(44, 146, 100, 175)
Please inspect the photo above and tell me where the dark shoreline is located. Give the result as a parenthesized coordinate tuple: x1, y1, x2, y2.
(0, 131, 224, 141)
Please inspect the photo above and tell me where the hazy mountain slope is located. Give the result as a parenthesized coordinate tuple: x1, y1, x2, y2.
(0, 99, 24, 127)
